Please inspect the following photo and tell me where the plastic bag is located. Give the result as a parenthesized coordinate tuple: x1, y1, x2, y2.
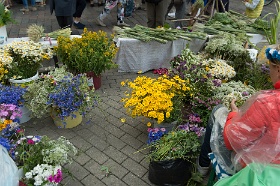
(0, 144, 19, 186)
(148, 159, 192, 186)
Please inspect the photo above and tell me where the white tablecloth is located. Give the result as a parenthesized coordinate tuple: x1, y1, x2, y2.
(114, 37, 207, 73)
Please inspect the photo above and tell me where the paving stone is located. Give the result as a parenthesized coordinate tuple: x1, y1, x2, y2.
(69, 135, 92, 152)
(84, 160, 106, 180)
(104, 97, 123, 110)
(137, 132, 149, 144)
(75, 152, 92, 166)
(121, 145, 145, 163)
(120, 124, 142, 138)
(86, 135, 109, 151)
(82, 174, 106, 186)
(106, 134, 126, 150)
(88, 123, 108, 140)
(65, 161, 90, 181)
(103, 146, 127, 164)
(122, 158, 147, 177)
(140, 158, 150, 169)
(86, 146, 109, 164)
(122, 172, 151, 186)
(61, 176, 84, 186)
(120, 133, 144, 149)
(76, 128, 95, 140)
(105, 115, 125, 128)
(103, 124, 126, 138)
(101, 175, 128, 186)
(55, 128, 77, 139)
(105, 107, 126, 118)
(102, 159, 129, 179)
(142, 172, 154, 186)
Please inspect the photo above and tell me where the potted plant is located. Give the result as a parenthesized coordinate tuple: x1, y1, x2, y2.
(0, 2, 15, 44)
(23, 66, 98, 128)
(54, 28, 118, 89)
(145, 123, 204, 185)
(1, 40, 53, 85)
(121, 74, 188, 128)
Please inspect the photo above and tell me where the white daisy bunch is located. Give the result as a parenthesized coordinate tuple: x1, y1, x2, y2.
(3, 40, 53, 63)
(0, 49, 13, 67)
(24, 164, 62, 186)
(213, 81, 256, 109)
(203, 59, 236, 81)
(42, 136, 77, 165)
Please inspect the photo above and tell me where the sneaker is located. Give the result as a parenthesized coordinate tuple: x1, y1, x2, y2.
(117, 21, 130, 26)
(96, 17, 106, 27)
(196, 158, 210, 177)
(73, 22, 85, 29)
(30, 6, 37, 11)
(20, 7, 29, 12)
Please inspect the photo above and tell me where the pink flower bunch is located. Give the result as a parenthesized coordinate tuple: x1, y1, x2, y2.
(188, 113, 202, 123)
(153, 68, 168, 75)
(0, 104, 22, 120)
(48, 169, 63, 183)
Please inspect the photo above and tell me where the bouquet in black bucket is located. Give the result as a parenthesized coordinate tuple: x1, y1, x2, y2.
(146, 123, 204, 186)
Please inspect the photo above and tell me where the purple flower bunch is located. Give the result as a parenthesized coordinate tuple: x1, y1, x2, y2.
(188, 113, 202, 123)
(178, 123, 205, 137)
(147, 127, 167, 144)
(0, 84, 26, 106)
(0, 104, 22, 120)
(48, 169, 63, 183)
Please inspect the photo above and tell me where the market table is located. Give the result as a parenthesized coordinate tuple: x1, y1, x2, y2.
(114, 37, 207, 73)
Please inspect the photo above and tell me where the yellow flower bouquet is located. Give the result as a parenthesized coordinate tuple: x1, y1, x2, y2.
(54, 28, 118, 76)
(121, 75, 189, 124)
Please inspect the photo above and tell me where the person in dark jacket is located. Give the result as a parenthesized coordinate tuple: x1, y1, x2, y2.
(50, 0, 76, 28)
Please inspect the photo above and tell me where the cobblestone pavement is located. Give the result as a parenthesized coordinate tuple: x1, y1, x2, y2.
(5, 0, 276, 185)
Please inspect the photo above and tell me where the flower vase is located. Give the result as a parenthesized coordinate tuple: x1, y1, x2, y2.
(86, 71, 101, 90)
(19, 105, 31, 124)
(50, 109, 83, 128)
(9, 71, 39, 87)
(0, 25, 8, 45)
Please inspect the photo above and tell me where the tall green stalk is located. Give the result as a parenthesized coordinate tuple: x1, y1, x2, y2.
(265, 1, 280, 44)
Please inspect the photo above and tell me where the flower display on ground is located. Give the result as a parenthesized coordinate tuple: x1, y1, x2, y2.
(1, 40, 53, 80)
(0, 3, 15, 27)
(121, 75, 188, 124)
(213, 80, 256, 109)
(147, 127, 167, 144)
(0, 84, 26, 106)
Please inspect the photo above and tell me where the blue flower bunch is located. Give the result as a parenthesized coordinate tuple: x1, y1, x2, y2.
(47, 74, 97, 120)
(147, 127, 167, 144)
(178, 123, 205, 137)
(265, 48, 280, 62)
(0, 136, 13, 151)
(0, 84, 27, 106)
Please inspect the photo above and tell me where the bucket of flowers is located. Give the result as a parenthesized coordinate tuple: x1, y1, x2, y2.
(0, 40, 53, 85)
(0, 2, 15, 44)
(23, 66, 98, 128)
(145, 123, 205, 186)
(121, 74, 189, 128)
(0, 84, 29, 124)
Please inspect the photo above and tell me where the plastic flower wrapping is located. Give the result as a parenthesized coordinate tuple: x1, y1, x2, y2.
(213, 81, 256, 109)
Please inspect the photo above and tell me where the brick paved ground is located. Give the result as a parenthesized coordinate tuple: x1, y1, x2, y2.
(4, 0, 276, 185)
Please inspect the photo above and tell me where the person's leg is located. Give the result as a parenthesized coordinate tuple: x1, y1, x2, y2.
(56, 16, 73, 28)
(155, 0, 170, 27)
(174, 1, 187, 28)
(146, 2, 156, 28)
(117, 0, 129, 25)
(20, 0, 30, 11)
(73, 0, 86, 29)
(124, 0, 134, 17)
(97, 0, 118, 26)
(165, 1, 174, 20)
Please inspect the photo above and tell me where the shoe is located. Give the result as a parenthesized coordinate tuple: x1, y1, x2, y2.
(73, 22, 85, 29)
(96, 17, 106, 27)
(30, 6, 37, 11)
(117, 21, 130, 26)
(20, 7, 29, 12)
(196, 158, 210, 177)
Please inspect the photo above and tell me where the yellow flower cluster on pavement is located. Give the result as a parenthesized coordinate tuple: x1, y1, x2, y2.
(121, 75, 188, 124)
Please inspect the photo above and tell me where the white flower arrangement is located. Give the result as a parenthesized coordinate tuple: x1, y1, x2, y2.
(213, 81, 256, 109)
(25, 164, 62, 186)
(203, 59, 236, 80)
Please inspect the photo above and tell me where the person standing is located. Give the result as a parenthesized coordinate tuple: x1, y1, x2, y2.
(146, 0, 171, 28)
(244, 0, 264, 19)
(50, 0, 76, 29)
(73, 0, 86, 29)
(96, 0, 130, 27)
(20, 0, 37, 12)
